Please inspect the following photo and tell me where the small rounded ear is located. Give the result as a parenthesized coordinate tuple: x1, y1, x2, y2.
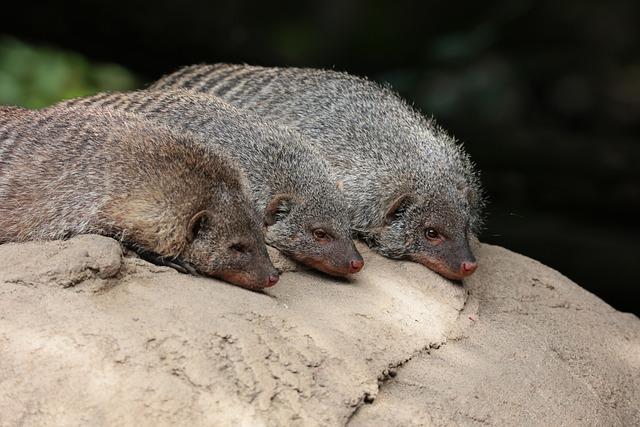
(457, 181, 478, 207)
(187, 210, 209, 243)
(463, 187, 478, 206)
(264, 194, 294, 226)
(384, 193, 414, 226)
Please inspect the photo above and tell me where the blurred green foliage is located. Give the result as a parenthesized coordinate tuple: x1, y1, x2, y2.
(0, 37, 138, 108)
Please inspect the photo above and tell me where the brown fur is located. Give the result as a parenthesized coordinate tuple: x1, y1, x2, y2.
(0, 104, 278, 289)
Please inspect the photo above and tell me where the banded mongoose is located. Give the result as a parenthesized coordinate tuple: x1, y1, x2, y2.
(0, 104, 279, 289)
(151, 64, 484, 280)
(62, 90, 364, 277)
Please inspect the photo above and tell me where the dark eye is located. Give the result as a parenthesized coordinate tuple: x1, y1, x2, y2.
(230, 243, 249, 254)
(313, 229, 328, 240)
(425, 228, 440, 240)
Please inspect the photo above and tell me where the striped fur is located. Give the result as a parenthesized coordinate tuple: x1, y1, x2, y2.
(151, 64, 485, 279)
(0, 104, 276, 289)
(61, 90, 363, 277)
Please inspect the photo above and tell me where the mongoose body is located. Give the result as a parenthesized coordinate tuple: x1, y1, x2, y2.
(62, 90, 364, 277)
(0, 104, 278, 289)
(0, 106, 29, 119)
(151, 64, 484, 280)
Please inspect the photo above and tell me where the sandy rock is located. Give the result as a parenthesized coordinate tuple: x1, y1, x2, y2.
(350, 244, 640, 426)
(0, 235, 123, 287)
(0, 236, 464, 426)
(267, 245, 298, 273)
(0, 236, 637, 426)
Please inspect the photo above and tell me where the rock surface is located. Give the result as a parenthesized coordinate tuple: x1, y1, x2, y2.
(350, 245, 640, 426)
(0, 235, 637, 426)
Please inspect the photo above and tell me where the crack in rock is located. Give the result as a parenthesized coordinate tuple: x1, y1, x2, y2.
(345, 341, 446, 425)
(345, 281, 474, 425)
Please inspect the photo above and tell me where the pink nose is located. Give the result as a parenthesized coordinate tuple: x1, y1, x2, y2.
(266, 274, 279, 287)
(349, 259, 365, 274)
(461, 261, 478, 276)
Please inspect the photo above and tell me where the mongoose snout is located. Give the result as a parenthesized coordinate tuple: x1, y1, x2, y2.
(410, 247, 477, 281)
(282, 238, 364, 277)
(216, 269, 279, 289)
(349, 258, 365, 274)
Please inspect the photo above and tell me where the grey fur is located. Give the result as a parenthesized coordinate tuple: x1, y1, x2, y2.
(61, 90, 363, 277)
(152, 64, 484, 279)
(0, 104, 278, 289)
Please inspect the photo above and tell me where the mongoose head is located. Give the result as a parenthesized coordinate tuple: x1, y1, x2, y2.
(372, 183, 480, 280)
(263, 193, 364, 277)
(180, 201, 280, 290)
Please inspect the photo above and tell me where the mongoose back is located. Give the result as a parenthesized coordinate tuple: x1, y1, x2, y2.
(0, 104, 278, 289)
(151, 64, 484, 280)
(62, 90, 364, 277)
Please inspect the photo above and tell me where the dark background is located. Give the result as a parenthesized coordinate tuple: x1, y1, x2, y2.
(2, 0, 638, 313)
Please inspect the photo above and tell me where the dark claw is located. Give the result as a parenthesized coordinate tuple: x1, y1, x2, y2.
(124, 242, 199, 276)
(168, 258, 199, 276)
